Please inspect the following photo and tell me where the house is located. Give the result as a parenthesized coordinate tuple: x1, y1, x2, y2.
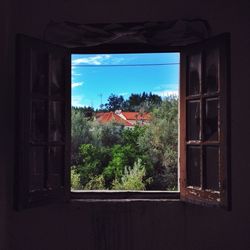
(115, 110, 151, 126)
(1, 0, 250, 250)
(95, 110, 151, 127)
(95, 111, 134, 127)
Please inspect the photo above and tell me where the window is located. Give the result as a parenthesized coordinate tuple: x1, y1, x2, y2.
(14, 33, 230, 210)
(70, 52, 180, 192)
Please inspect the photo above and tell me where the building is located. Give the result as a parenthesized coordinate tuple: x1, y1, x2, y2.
(95, 110, 151, 127)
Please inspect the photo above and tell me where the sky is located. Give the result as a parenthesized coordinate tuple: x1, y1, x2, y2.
(71, 52, 180, 109)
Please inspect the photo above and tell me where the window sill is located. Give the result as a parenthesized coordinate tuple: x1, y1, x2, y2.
(71, 190, 180, 200)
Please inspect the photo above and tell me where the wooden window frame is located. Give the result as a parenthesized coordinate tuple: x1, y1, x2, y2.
(69, 44, 181, 201)
(15, 33, 230, 209)
(14, 35, 71, 210)
(179, 33, 231, 209)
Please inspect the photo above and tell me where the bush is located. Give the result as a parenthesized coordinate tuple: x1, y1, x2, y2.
(137, 97, 178, 190)
(91, 121, 124, 147)
(71, 168, 82, 190)
(71, 109, 92, 165)
(102, 144, 138, 187)
(76, 144, 111, 187)
(112, 159, 152, 190)
(84, 175, 106, 190)
(71, 96, 178, 191)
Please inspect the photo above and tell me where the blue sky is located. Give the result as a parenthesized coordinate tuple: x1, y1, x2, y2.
(71, 53, 180, 109)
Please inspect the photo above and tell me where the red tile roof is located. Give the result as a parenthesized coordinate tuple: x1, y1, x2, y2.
(96, 112, 133, 126)
(121, 112, 151, 120)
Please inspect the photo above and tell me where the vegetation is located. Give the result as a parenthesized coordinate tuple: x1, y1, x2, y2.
(71, 93, 178, 191)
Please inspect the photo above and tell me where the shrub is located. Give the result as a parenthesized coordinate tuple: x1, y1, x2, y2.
(102, 144, 137, 187)
(84, 175, 106, 190)
(71, 168, 82, 190)
(112, 159, 152, 190)
(76, 144, 111, 187)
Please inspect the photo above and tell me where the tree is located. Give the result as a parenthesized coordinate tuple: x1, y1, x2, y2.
(112, 159, 152, 190)
(72, 106, 94, 119)
(124, 92, 162, 111)
(102, 144, 138, 187)
(137, 97, 178, 190)
(71, 108, 93, 165)
(76, 144, 112, 188)
(71, 94, 178, 191)
(104, 94, 125, 111)
(127, 94, 142, 110)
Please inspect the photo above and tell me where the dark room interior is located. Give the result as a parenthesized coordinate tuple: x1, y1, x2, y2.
(1, 0, 250, 249)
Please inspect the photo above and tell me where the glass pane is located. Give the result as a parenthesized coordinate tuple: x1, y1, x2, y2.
(30, 100, 48, 142)
(187, 100, 200, 140)
(48, 146, 64, 188)
(29, 146, 46, 191)
(204, 146, 219, 190)
(31, 51, 49, 95)
(50, 55, 65, 97)
(204, 49, 219, 94)
(187, 146, 201, 187)
(49, 101, 65, 142)
(204, 98, 219, 141)
(187, 54, 201, 96)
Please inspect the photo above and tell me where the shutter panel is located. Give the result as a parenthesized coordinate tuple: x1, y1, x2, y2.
(15, 35, 71, 209)
(180, 33, 231, 209)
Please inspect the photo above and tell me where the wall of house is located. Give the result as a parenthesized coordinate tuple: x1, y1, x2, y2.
(1, 0, 250, 249)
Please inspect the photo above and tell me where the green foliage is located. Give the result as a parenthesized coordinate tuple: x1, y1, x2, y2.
(98, 92, 162, 112)
(104, 94, 125, 111)
(137, 97, 178, 190)
(122, 125, 146, 146)
(102, 144, 138, 187)
(99, 122, 124, 147)
(112, 159, 151, 190)
(71, 95, 178, 191)
(72, 106, 94, 118)
(124, 92, 162, 111)
(71, 108, 93, 165)
(84, 175, 106, 190)
(76, 144, 111, 187)
(71, 168, 82, 190)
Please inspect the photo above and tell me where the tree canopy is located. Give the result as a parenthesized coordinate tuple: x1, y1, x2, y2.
(71, 94, 178, 191)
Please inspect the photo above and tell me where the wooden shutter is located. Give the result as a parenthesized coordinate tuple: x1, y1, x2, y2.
(15, 35, 71, 209)
(180, 33, 231, 209)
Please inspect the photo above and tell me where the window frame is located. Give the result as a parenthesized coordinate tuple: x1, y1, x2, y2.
(69, 34, 231, 208)
(179, 33, 231, 209)
(14, 34, 71, 210)
(70, 43, 182, 200)
(14, 33, 230, 209)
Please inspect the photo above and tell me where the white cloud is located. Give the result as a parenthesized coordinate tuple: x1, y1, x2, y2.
(72, 82, 84, 88)
(153, 90, 179, 97)
(72, 96, 84, 107)
(71, 66, 82, 81)
(119, 92, 129, 96)
(72, 95, 92, 107)
(72, 55, 111, 65)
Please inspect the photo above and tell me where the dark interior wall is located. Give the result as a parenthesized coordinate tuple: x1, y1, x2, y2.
(1, 0, 250, 249)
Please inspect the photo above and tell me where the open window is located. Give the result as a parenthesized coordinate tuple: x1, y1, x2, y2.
(14, 33, 230, 209)
(70, 52, 180, 194)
